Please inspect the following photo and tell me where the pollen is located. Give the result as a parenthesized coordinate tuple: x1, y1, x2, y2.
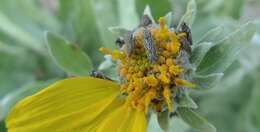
(100, 17, 194, 113)
(99, 47, 125, 60)
(174, 79, 196, 88)
(144, 75, 158, 87)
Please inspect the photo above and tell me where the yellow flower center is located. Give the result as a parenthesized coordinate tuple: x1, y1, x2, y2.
(100, 17, 195, 113)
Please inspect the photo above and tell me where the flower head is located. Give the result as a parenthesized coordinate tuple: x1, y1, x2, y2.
(6, 16, 195, 132)
(100, 17, 195, 113)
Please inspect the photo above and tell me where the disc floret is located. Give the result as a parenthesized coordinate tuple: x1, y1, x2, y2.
(100, 17, 195, 113)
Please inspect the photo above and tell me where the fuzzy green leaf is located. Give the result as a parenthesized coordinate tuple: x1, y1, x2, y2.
(136, 0, 171, 20)
(169, 117, 190, 132)
(58, 0, 114, 62)
(197, 22, 256, 75)
(190, 42, 214, 67)
(195, 26, 224, 45)
(177, 0, 197, 30)
(117, 0, 139, 29)
(218, 0, 244, 19)
(177, 108, 216, 132)
(157, 110, 169, 132)
(147, 114, 164, 132)
(199, 73, 255, 132)
(45, 32, 93, 76)
(239, 75, 260, 131)
(90, 0, 118, 49)
(194, 73, 224, 89)
(164, 12, 173, 28)
(143, 5, 156, 24)
(201, 0, 223, 14)
(0, 12, 44, 55)
(0, 49, 37, 97)
(108, 26, 130, 37)
(0, 41, 24, 55)
(177, 94, 198, 109)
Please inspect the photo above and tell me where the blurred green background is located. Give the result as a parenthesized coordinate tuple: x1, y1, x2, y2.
(0, 0, 260, 132)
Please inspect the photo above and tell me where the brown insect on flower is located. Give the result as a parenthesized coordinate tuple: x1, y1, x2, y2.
(178, 22, 193, 54)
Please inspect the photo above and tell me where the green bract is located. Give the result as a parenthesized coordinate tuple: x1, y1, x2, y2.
(45, 32, 93, 76)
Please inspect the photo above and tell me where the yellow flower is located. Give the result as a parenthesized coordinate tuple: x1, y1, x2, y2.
(6, 16, 194, 132)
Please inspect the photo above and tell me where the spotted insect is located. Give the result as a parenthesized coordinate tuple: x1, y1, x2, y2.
(125, 15, 157, 63)
(143, 28, 158, 63)
(125, 15, 154, 56)
(89, 70, 113, 81)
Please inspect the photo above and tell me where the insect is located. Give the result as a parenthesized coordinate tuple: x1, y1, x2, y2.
(143, 28, 158, 63)
(125, 15, 157, 63)
(125, 15, 153, 56)
(114, 15, 157, 63)
(178, 22, 193, 54)
(115, 37, 125, 49)
(181, 22, 192, 46)
(89, 70, 113, 81)
(138, 14, 152, 27)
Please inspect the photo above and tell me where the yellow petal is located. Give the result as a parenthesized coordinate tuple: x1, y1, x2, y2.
(97, 105, 147, 132)
(6, 77, 120, 132)
(74, 99, 125, 131)
(125, 110, 147, 132)
(96, 105, 132, 132)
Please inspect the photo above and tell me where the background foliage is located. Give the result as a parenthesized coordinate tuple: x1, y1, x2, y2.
(0, 0, 260, 132)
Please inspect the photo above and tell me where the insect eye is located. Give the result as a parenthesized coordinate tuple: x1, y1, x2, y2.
(139, 15, 152, 27)
(89, 70, 97, 77)
(115, 37, 125, 48)
(180, 23, 191, 36)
